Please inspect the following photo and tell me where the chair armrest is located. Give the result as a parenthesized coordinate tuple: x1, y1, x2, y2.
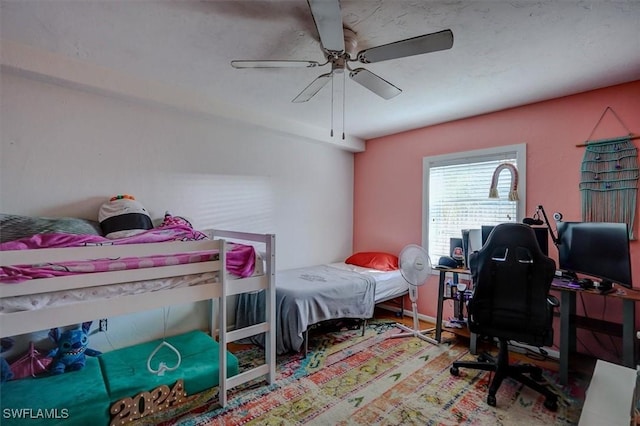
(547, 295, 559, 307)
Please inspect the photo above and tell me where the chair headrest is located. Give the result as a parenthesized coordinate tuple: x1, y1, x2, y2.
(483, 223, 544, 255)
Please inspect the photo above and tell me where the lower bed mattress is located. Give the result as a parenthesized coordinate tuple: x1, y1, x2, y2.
(235, 262, 408, 354)
(0, 330, 239, 425)
(0, 357, 110, 426)
(100, 330, 239, 400)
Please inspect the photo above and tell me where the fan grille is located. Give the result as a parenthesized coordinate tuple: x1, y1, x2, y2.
(399, 244, 432, 286)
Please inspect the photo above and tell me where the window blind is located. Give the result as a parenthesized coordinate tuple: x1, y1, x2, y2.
(427, 157, 518, 264)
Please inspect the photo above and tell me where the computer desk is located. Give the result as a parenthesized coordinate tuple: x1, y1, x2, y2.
(551, 279, 639, 385)
(435, 268, 639, 386)
(434, 267, 473, 345)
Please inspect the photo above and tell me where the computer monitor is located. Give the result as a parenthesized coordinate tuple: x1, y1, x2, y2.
(556, 221, 632, 289)
(481, 224, 549, 255)
(462, 229, 483, 267)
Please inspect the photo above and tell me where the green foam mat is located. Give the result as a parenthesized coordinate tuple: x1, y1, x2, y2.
(0, 357, 110, 426)
(99, 330, 239, 401)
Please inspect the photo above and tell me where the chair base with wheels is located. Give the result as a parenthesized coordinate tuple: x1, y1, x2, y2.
(450, 338, 558, 411)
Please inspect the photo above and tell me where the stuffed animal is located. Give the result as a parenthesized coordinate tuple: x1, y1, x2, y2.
(47, 322, 101, 375)
(9, 342, 52, 379)
(99, 194, 153, 239)
(1, 337, 14, 382)
(157, 211, 193, 229)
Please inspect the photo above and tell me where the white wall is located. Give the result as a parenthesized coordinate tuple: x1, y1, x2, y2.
(0, 71, 354, 351)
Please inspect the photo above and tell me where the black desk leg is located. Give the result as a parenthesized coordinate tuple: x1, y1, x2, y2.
(436, 271, 445, 343)
(559, 291, 576, 386)
(623, 299, 636, 368)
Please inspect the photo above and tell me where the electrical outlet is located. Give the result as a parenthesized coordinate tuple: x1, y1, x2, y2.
(99, 319, 108, 332)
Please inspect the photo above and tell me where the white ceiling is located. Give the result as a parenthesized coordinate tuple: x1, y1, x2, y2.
(2, 0, 639, 141)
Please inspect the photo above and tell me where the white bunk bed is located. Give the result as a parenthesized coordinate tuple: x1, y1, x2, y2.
(0, 228, 276, 408)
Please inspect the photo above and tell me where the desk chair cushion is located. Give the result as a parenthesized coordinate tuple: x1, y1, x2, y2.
(468, 223, 556, 347)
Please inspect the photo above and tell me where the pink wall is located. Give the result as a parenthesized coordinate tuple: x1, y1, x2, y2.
(354, 80, 640, 361)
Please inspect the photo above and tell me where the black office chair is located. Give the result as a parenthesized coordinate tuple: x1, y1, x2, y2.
(449, 223, 559, 411)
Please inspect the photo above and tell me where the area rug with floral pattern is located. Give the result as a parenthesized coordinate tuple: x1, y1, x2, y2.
(148, 321, 585, 425)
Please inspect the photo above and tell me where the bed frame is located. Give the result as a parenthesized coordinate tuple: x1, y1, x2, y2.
(235, 262, 409, 357)
(0, 229, 276, 407)
(300, 290, 408, 357)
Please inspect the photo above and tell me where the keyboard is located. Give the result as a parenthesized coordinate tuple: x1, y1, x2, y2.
(552, 280, 581, 290)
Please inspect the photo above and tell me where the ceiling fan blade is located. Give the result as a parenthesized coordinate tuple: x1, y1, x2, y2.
(356, 29, 454, 64)
(292, 72, 332, 103)
(231, 60, 321, 69)
(349, 68, 401, 100)
(307, 0, 345, 53)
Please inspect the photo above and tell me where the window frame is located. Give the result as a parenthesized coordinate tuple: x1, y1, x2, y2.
(422, 144, 527, 266)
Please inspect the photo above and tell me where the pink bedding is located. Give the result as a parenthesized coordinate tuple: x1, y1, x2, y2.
(0, 225, 256, 283)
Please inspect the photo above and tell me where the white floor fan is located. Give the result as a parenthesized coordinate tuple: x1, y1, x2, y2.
(391, 244, 438, 345)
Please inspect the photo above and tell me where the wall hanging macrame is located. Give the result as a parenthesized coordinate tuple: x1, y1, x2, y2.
(578, 107, 639, 239)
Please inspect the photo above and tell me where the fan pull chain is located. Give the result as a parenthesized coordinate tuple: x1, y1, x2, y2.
(330, 73, 335, 137)
(342, 71, 346, 140)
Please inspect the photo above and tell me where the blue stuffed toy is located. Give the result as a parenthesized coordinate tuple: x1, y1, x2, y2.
(48, 322, 101, 375)
(1, 337, 14, 382)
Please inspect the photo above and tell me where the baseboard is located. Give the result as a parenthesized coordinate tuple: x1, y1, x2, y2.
(416, 311, 437, 324)
(376, 303, 437, 324)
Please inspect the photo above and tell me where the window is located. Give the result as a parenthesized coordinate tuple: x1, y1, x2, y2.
(423, 144, 527, 265)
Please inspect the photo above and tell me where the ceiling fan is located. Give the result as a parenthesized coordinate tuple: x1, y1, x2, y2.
(231, 0, 454, 134)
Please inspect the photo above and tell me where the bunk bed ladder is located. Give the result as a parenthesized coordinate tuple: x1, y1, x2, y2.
(217, 238, 229, 407)
(213, 232, 277, 408)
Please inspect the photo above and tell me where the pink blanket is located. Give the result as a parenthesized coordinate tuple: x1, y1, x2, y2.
(0, 225, 256, 283)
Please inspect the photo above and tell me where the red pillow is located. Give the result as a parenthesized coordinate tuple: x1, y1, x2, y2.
(345, 252, 399, 271)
